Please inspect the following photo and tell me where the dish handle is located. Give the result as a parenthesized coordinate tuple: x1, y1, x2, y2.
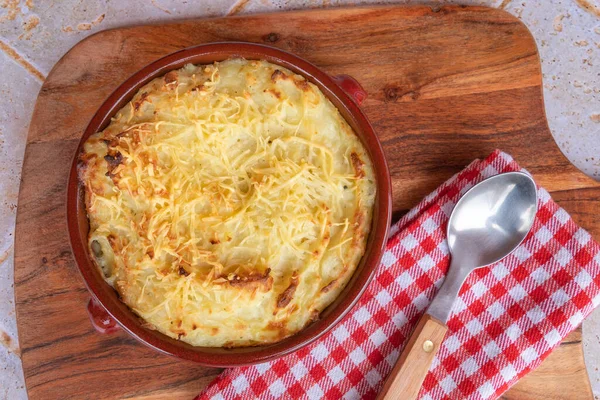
(332, 74, 367, 105)
(87, 297, 121, 334)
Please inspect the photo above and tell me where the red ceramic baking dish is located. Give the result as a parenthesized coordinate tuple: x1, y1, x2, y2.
(66, 42, 392, 366)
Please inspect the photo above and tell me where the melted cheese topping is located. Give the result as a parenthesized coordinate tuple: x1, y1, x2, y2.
(79, 59, 376, 347)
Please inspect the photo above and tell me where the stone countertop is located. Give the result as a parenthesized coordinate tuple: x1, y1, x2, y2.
(1, 0, 599, 399)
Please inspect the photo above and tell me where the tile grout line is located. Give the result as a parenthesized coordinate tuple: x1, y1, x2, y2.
(227, 0, 251, 16)
(150, 0, 172, 14)
(0, 39, 45, 82)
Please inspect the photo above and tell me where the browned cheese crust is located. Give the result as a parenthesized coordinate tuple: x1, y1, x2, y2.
(79, 59, 376, 347)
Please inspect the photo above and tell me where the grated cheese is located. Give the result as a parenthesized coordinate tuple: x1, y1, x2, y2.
(79, 59, 376, 347)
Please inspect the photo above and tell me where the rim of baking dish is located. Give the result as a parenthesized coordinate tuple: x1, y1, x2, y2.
(66, 42, 392, 367)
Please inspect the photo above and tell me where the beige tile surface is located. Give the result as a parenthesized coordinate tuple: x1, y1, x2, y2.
(0, 46, 39, 400)
(1, 0, 599, 398)
(0, 0, 239, 75)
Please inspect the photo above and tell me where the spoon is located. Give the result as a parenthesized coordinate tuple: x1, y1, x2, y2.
(378, 171, 537, 400)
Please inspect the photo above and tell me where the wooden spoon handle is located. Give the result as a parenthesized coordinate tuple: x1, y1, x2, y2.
(377, 314, 448, 400)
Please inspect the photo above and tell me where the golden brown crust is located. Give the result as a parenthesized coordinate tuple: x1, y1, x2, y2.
(265, 320, 291, 342)
(351, 151, 365, 178)
(271, 69, 287, 82)
(79, 59, 376, 348)
(294, 78, 311, 92)
(266, 88, 281, 99)
(276, 273, 299, 309)
(164, 71, 178, 85)
(103, 151, 122, 177)
(320, 279, 337, 293)
(225, 269, 273, 291)
(133, 91, 150, 111)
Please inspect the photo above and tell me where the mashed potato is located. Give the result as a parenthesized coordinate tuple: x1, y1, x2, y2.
(78, 58, 376, 347)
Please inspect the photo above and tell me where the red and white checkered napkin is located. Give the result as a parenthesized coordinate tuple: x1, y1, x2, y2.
(198, 150, 600, 400)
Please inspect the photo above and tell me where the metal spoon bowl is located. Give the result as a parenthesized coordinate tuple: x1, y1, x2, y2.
(428, 171, 538, 323)
(448, 171, 538, 266)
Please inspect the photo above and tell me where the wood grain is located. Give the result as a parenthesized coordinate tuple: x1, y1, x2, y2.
(15, 5, 598, 399)
(378, 315, 448, 400)
(503, 327, 593, 400)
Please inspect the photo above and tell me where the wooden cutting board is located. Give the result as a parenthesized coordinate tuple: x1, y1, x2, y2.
(15, 5, 600, 399)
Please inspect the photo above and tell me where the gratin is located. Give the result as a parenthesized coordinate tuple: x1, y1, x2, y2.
(78, 58, 376, 347)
